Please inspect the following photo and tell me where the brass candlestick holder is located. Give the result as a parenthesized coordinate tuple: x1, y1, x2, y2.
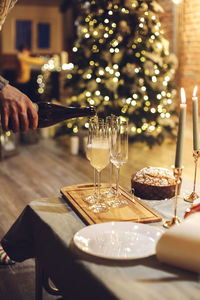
(184, 150, 200, 203)
(163, 166, 183, 229)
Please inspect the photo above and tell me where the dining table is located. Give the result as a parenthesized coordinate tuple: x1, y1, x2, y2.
(1, 180, 200, 300)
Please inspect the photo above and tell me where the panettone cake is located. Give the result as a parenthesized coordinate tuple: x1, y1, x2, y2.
(131, 167, 180, 200)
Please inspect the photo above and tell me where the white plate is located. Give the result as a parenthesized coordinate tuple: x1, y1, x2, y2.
(73, 222, 163, 260)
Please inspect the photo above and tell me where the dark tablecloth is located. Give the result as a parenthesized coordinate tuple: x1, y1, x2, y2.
(1, 183, 200, 300)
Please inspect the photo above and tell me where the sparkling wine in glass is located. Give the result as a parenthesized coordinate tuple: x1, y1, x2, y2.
(86, 143, 92, 161)
(90, 140, 110, 174)
(109, 119, 129, 207)
(85, 142, 97, 204)
(88, 122, 110, 212)
(84, 117, 103, 204)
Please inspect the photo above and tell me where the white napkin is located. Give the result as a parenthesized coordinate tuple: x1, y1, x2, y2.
(156, 212, 200, 273)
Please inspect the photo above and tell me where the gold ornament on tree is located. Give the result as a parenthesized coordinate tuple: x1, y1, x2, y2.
(105, 78, 119, 92)
(125, 0, 138, 10)
(144, 61, 155, 76)
(122, 63, 137, 77)
(119, 20, 131, 34)
(139, 2, 148, 11)
(98, 8, 104, 15)
(117, 34, 123, 42)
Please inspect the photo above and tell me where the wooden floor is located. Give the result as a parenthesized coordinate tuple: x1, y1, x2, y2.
(0, 113, 197, 300)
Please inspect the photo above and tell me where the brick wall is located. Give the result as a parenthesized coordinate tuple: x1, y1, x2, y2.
(178, 0, 200, 112)
(160, 0, 174, 52)
(160, 0, 200, 113)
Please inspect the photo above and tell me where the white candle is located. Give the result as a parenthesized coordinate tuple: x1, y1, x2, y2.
(192, 86, 199, 150)
(175, 88, 187, 168)
(61, 51, 68, 66)
(70, 136, 79, 155)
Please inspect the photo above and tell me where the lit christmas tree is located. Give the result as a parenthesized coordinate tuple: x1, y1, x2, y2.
(57, 0, 178, 146)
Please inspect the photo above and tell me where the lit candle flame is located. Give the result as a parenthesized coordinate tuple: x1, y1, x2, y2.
(181, 87, 186, 104)
(193, 86, 198, 98)
(173, 0, 182, 4)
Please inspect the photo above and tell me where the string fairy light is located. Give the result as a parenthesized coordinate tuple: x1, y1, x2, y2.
(35, 0, 177, 144)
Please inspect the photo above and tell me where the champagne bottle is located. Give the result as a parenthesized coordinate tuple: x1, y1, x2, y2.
(34, 102, 96, 128)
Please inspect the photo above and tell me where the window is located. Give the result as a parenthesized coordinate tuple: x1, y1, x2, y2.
(15, 20, 51, 51)
(15, 20, 32, 50)
(37, 23, 50, 49)
(2, 5, 62, 54)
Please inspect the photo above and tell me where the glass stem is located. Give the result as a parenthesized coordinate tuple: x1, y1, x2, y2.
(116, 167, 120, 197)
(93, 167, 97, 195)
(97, 170, 101, 200)
(109, 163, 113, 191)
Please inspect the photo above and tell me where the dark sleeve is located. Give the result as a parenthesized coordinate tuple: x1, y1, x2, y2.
(0, 75, 9, 91)
(1, 205, 35, 262)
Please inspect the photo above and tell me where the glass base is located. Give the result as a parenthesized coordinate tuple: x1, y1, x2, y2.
(103, 188, 116, 198)
(87, 202, 108, 213)
(106, 197, 128, 208)
(84, 194, 98, 204)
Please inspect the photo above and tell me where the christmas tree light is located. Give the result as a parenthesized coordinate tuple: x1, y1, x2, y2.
(56, 0, 178, 146)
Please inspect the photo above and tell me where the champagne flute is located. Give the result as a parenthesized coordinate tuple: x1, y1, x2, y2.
(84, 117, 104, 204)
(109, 119, 129, 207)
(84, 128, 97, 203)
(104, 115, 119, 198)
(89, 121, 110, 213)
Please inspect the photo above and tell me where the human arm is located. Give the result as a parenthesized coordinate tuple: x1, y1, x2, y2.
(0, 77, 38, 132)
(18, 53, 45, 66)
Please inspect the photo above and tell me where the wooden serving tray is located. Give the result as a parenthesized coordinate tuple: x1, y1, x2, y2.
(60, 183, 162, 225)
